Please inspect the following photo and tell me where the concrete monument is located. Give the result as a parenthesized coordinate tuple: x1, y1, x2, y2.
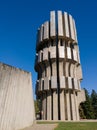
(35, 11, 86, 121)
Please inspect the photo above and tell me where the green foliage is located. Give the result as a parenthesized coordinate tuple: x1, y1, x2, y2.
(34, 99, 41, 114)
(80, 88, 97, 119)
(79, 104, 86, 119)
(91, 90, 97, 119)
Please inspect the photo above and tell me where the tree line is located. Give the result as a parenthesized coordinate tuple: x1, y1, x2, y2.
(79, 88, 97, 119)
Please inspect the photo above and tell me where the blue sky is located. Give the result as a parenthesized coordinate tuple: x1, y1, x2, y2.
(0, 0, 97, 96)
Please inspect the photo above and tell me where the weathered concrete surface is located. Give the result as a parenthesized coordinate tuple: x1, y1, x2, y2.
(0, 62, 35, 130)
(78, 89, 86, 104)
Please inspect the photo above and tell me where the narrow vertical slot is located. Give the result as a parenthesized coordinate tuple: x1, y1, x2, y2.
(69, 90, 73, 120)
(56, 11, 60, 120)
(51, 90, 53, 120)
(46, 92, 47, 120)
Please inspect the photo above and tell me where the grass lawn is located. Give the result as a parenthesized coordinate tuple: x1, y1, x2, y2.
(55, 122, 97, 130)
(37, 121, 97, 130)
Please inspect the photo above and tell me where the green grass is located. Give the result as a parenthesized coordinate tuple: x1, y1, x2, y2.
(37, 121, 97, 130)
(55, 122, 97, 130)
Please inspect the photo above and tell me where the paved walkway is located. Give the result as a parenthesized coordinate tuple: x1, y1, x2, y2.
(22, 124, 57, 130)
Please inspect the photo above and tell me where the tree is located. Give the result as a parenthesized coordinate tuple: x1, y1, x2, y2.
(91, 89, 97, 119)
(79, 104, 86, 119)
(34, 99, 40, 114)
(80, 88, 95, 119)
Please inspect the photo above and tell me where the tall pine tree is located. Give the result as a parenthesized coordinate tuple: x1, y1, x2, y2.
(80, 88, 95, 119)
(91, 89, 97, 119)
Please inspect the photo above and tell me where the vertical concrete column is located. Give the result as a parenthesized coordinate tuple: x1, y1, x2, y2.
(69, 15, 75, 40)
(41, 96, 44, 120)
(52, 62, 57, 76)
(50, 11, 56, 37)
(46, 64, 50, 77)
(64, 12, 70, 38)
(72, 19, 78, 42)
(74, 65, 77, 78)
(47, 91, 52, 120)
(74, 92, 80, 120)
(66, 91, 71, 120)
(39, 25, 44, 43)
(70, 64, 75, 78)
(43, 21, 49, 40)
(71, 91, 76, 120)
(42, 93, 47, 120)
(77, 46, 81, 64)
(59, 62, 63, 76)
(60, 90, 65, 120)
(58, 11, 64, 37)
(53, 91, 58, 120)
(65, 62, 69, 77)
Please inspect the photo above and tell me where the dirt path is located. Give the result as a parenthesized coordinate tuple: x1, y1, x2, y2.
(22, 124, 57, 130)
